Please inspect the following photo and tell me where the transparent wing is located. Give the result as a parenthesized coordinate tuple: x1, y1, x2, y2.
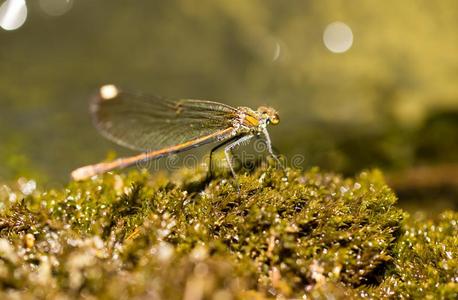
(90, 86, 238, 151)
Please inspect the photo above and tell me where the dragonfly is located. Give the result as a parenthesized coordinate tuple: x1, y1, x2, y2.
(71, 84, 283, 182)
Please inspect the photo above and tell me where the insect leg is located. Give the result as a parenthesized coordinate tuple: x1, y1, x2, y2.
(262, 128, 285, 171)
(224, 134, 254, 190)
(208, 136, 239, 178)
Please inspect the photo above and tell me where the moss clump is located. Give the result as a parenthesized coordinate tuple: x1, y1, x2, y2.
(373, 211, 458, 299)
(0, 167, 456, 299)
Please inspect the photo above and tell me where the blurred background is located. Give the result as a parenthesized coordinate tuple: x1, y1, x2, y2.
(0, 0, 457, 212)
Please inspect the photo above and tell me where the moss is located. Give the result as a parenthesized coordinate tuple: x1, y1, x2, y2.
(0, 167, 456, 299)
(372, 210, 458, 299)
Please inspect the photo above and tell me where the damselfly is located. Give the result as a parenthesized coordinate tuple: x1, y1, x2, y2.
(71, 84, 282, 181)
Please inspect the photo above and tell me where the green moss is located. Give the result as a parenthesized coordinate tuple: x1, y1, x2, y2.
(372, 210, 458, 299)
(0, 167, 456, 299)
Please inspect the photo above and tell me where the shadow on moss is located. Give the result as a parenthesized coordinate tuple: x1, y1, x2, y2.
(0, 168, 457, 299)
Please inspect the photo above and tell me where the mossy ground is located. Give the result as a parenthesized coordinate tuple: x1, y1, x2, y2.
(0, 167, 457, 299)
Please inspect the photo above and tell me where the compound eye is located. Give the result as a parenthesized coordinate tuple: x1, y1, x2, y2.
(270, 113, 280, 125)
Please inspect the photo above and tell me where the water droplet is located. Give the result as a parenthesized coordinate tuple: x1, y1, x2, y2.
(9, 192, 17, 202)
(24, 233, 35, 248)
(18, 178, 36, 195)
(156, 242, 174, 262)
(0, 238, 18, 263)
(190, 245, 208, 262)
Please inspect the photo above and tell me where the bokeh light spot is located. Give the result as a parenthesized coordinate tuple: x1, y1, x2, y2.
(100, 84, 119, 100)
(323, 21, 353, 53)
(0, 0, 27, 31)
(272, 41, 281, 61)
(39, 0, 73, 17)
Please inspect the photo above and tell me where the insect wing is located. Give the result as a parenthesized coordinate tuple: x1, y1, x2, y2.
(91, 86, 238, 151)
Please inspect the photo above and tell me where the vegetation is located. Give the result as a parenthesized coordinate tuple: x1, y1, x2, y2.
(1, 167, 456, 299)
